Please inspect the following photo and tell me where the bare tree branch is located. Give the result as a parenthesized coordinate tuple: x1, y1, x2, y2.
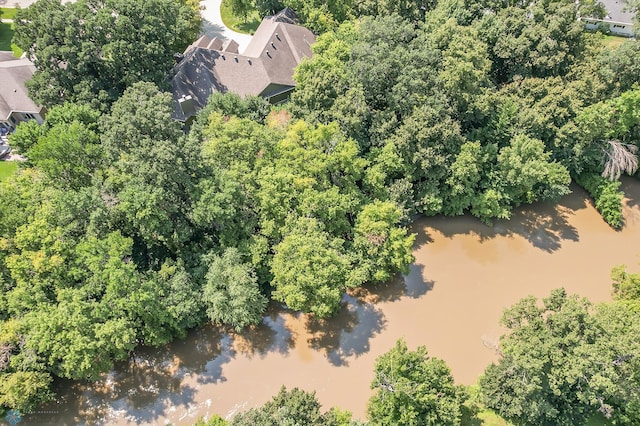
(602, 140, 639, 180)
(0, 343, 14, 371)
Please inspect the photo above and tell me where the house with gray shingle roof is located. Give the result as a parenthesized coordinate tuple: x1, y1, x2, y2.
(0, 53, 44, 135)
(583, 0, 636, 37)
(169, 8, 315, 122)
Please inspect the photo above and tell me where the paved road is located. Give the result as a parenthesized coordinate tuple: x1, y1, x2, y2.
(0, 0, 32, 7)
(1, 0, 254, 53)
(1, 0, 73, 7)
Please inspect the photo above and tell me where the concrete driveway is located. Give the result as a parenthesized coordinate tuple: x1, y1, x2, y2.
(0, 0, 74, 7)
(200, 0, 253, 53)
(0, 0, 34, 7)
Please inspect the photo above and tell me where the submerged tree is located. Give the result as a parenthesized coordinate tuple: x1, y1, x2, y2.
(271, 217, 351, 318)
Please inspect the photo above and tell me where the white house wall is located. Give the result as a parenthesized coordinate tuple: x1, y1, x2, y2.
(584, 19, 635, 37)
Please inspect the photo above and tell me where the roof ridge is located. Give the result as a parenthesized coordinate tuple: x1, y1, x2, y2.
(0, 58, 35, 68)
(280, 24, 301, 64)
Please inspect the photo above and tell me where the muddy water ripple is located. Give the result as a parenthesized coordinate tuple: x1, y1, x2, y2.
(23, 179, 640, 425)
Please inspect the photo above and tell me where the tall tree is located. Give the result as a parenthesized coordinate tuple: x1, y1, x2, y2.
(354, 0, 432, 23)
(553, 86, 640, 189)
(99, 82, 197, 262)
(352, 201, 415, 284)
(13, 0, 199, 108)
(26, 121, 102, 190)
(231, 386, 341, 425)
(254, 0, 284, 16)
(283, 0, 353, 32)
(480, 288, 640, 425)
(475, 0, 586, 83)
(271, 217, 351, 318)
(368, 339, 467, 425)
(202, 248, 267, 331)
(611, 264, 640, 302)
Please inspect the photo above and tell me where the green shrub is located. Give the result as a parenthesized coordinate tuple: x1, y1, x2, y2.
(575, 173, 624, 228)
(193, 415, 228, 425)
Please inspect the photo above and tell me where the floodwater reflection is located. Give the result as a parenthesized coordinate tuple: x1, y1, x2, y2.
(22, 178, 640, 425)
(231, 307, 295, 358)
(25, 292, 397, 425)
(426, 186, 584, 254)
(306, 294, 386, 366)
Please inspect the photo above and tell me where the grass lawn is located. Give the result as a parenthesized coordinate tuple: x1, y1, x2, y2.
(0, 161, 18, 182)
(601, 34, 629, 50)
(461, 386, 513, 426)
(220, 0, 261, 34)
(585, 414, 613, 426)
(0, 22, 23, 57)
(1, 7, 19, 20)
(462, 408, 512, 426)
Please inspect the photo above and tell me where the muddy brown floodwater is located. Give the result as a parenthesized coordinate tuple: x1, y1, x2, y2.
(23, 179, 640, 425)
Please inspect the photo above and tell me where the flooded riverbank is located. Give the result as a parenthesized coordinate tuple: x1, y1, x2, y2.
(24, 179, 640, 425)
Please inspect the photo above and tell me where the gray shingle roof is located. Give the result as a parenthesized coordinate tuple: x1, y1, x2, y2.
(0, 56, 41, 122)
(170, 10, 315, 121)
(272, 7, 298, 25)
(599, 0, 635, 24)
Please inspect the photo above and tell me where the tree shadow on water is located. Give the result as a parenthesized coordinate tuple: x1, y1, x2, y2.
(423, 189, 585, 253)
(501, 201, 580, 252)
(24, 325, 235, 425)
(102, 325, 230, 420)
(27, 354, 202, 425)
(24, 377, 116, 426)
(408, 220, 434, 252)
(306, 294, 387, 366)
(229, 304, 295, 359)
(351, 266, 433, 304)
(619, 177, 640, 226)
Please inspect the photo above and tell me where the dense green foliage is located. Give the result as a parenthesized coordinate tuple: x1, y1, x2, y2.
(196, 112, 415, 317)
(13, 0, 200, 109)
(225, 0, 255, 22)
(611, 263, 640, 303)
(0, 88, 205, 412)
(0, 86, 415, 412)
(203, 248, 267, 331)
(289, 4, 640, 224)
(368, 339, 467, 425)
(279, 0, 431, 32)
(194, 414, 229, 426)
(2, 0, 640, 418)
(480, 288, 640, 425)
(230, 386, 357, 425)
(575, 173, 624, 228)
(254, 0, 284, 16)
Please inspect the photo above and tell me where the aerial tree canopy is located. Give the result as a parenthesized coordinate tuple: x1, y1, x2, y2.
(2, 0, 640, 416)
(13, 0, 199, 109)
(230, 386, 355, 426)
(203, 248, 267, 331)
(368, 339, 467, 425)
(480, 288, 640, 425)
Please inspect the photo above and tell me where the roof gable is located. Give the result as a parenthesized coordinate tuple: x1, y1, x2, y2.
(593, 0, 636, 24)
(0, 57, 41, 121)
(170, 9, 316, 121)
